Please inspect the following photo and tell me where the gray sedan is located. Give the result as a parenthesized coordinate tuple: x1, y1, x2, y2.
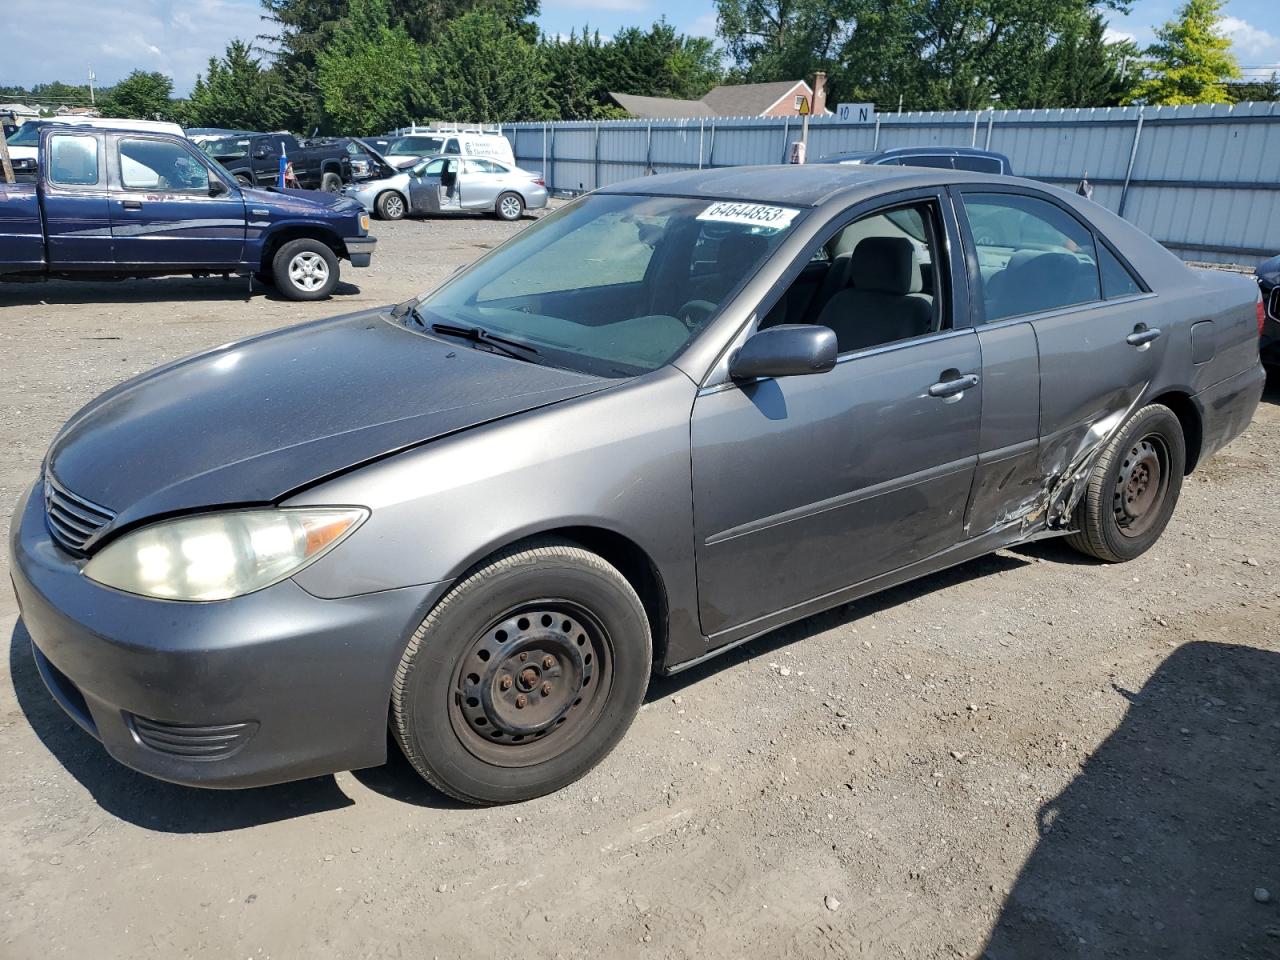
(11, 165, 1265, 804)
(344, 155, 548, 222)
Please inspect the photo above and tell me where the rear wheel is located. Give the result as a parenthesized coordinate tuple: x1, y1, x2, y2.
(271, 238, 339, 301)
(376, 191, 406, 220)
(321, 172, 343, 193)
(1065, 403, 1185, 562)
(392, 539, 651, 804)
(495, 191, 524, 222)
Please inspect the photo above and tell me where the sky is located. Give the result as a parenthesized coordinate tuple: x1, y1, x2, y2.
(1, 0, 1277, 99)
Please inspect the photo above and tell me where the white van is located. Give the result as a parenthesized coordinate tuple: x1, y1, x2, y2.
(382, 129, 515, 168)
(5, 117, 186, 174)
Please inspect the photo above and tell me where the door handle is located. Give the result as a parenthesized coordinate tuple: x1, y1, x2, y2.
(121, 200, 142, 211)
(928, 373, 980, 398)
(1126, 326, 1161, 347)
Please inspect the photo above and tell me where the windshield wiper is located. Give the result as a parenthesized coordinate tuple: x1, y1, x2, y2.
(427, 320, 541, 363)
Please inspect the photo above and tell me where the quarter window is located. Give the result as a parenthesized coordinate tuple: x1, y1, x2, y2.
(48, 134, 98, 186)
(1099, 243, 1143, 298)
(962, 192, 1100, 322)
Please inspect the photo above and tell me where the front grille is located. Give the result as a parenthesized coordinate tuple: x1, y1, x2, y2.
(128, 715, 259, 760)
(43, 474, 115, 554)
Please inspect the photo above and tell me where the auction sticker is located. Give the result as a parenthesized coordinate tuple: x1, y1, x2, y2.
(696, 201, 798, 231)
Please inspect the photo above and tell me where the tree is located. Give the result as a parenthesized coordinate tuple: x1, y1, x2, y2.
(98, 71, 178, 121)
(1228, 73, 1280, 102)
(1128, 0, 1240, 105)
(186, 41, 292, 130)
(1018, 12, 1138, 108)
(315, 0, 428, 134)
(604, 22, 723, 101)
(425, 11, 551, 121)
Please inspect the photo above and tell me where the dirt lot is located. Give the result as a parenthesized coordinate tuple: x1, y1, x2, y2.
(1, 211, 1277, 959)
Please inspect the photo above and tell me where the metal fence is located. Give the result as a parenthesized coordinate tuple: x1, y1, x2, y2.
(503, 102, 1280, 266)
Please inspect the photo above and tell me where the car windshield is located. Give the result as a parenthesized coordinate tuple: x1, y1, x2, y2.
(6, 123, 46, 146)
(391, 136, 445, 155)
(203, 137, 250, 159)
(414, 193, 802, 377)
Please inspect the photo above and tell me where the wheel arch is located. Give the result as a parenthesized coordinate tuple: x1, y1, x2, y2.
(1149, 389, 1203, 474)
(260, 225, 346, 270)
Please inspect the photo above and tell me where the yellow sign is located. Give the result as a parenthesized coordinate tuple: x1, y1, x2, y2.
(797, 96, 811, 116)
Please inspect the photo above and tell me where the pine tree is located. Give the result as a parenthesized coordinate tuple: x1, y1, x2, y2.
(1129, 0, 1241, 105)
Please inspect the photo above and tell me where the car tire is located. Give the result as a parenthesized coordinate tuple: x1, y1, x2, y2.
(321, 172, 343, 193)
(376, 191, 407, 220)
(495, 191, 524, 222)
(271, 238, 339, 301)
(1065, 403, 1185, 563)
(235, 174, 253, 187)
(391, 539, 652, 805)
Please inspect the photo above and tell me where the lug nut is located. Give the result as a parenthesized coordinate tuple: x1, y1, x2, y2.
(515, 694, 528, 709)
(500, 676, 513, 691)
(541, 682, 552, 696)
(542, 656, 555, 669)
(519, 652, 528, 662)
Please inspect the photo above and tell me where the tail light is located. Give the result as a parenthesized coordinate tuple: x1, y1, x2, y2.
(531, 177, 545, 186)
(1259, 297, 1266, 336)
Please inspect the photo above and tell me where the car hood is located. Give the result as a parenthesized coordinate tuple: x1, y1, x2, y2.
(46, 310, 612, 536)
(241, 185, 362, 215)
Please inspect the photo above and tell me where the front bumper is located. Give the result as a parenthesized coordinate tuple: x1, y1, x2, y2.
(9, 483, 444, 788)
(345, 235, 376, 268)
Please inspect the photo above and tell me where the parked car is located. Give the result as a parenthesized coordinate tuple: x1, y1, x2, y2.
(11, 164, 1264, 804)
(184, 126, 258, 146)
(5, 116, 186, 178)
(815, 145, 1014, 174)
(381, 129, 516, 168)
(1256, 254, 1279, 365)
(203, 132, 359, 192)
(301, 136, 397, 182)
(0, 125, 375, 300)
(344, 154, 547, 221)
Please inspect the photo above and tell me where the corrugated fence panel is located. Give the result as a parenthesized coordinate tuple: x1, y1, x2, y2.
(506, 101, 1280, 265)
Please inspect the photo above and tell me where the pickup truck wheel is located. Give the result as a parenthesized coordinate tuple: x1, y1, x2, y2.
(235, 174, 253, 187)
(1065, 403, 1185, 562)
(272, 239, 339, 301)
(392, 539, 651, 805)
(376, 191, 406, 220)
(495, 192, 524, 222)
(321, 172, 343, 193)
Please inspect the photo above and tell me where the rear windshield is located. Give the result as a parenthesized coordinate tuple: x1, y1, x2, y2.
(391, 136, 445, 155)
(415, 193, 802, 377)
(6, 123, 45, 147)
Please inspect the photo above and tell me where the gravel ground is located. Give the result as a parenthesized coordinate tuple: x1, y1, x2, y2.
(1, 209, 1277, 959)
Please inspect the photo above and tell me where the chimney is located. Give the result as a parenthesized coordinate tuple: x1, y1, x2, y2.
(812, 71, 828, 116)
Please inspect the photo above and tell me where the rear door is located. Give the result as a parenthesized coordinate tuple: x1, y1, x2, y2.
(460, 158, 504, 209)
(41, 130, 114, 268)
(108, 135, 246, 268)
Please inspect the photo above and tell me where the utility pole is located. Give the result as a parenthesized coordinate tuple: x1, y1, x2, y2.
(88, 66, 96, 106)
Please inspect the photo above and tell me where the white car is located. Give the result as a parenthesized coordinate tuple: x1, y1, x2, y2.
(382, 131, 515, 169)
(344, 155, 547, 221)
(5, 117, 185, 176)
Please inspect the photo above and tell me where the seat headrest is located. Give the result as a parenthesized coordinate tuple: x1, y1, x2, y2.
(849, 237, 920, 295)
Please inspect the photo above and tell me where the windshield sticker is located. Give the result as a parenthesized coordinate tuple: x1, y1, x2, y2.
(696, 202, 798, 231)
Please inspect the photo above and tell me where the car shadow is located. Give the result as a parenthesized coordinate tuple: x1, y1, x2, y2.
(1263, 364, 1280, 405)
(982, 641, 1279, 958)
(0, 276, 362, 305)
(8, 620, 354, 832)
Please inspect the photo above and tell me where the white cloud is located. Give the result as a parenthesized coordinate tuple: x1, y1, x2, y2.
(1220, 16, 1280, 58)
(685, 12, 719, 39)
(1103, 27, 1136, 45)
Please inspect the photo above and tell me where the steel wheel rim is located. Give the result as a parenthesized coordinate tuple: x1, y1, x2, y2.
(1113, 434, 1169, 538)
(288, 251, 329, 291)
(449, 601, 614, 767)
(500, 196, 521, 219)
(385, 194, 403, 218)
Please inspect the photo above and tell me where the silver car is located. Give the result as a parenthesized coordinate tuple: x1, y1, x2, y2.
(344, 155, 548, 222)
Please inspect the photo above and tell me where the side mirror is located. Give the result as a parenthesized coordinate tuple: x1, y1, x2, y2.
(252, 148, 267, 159)
(730, 324, 837, 380)
(208, 178, 229, 197)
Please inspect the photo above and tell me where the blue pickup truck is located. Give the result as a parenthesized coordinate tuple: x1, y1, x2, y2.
(0, 125, 375, 300)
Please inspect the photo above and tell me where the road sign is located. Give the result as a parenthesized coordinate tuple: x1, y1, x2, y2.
(836, 103, 875, 123)
(797, 96, 810, 116)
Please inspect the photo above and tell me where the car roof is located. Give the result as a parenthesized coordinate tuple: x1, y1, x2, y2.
(599, 163, 1014, 208)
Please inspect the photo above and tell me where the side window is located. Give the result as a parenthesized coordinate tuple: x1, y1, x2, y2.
(119, 138, 209, 192)
(953, 156, 1002, 174)
(48, 134, 99, 186)
(902, 155, 954, 170)
(1099, 244, 1143, 298)
(764, 200, 946, 354)
(962, 192, 1100, 323)
(466, 158, 500, 174)
(420, 158, 446, 176)
(444, 139, 461, 155)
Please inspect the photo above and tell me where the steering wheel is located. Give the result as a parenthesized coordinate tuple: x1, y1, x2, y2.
(676, 299, 717, 329)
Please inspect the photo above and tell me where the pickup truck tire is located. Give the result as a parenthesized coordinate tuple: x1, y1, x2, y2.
(495, 192, 525, 222)
(321, 172, 343, 193)
(391, 538, 651, 805)
(1065, 403, 1185, 563)
(376, 191, 407, 220)
(272, 239, 339, 301)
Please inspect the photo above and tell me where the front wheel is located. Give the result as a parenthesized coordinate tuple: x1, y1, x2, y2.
(495, 191, 525, 222)
(376, 191, 406, 220)
(1065, 403, 1186, 562)
(391, 540, 651, 804)
(271, 238, 339, 301)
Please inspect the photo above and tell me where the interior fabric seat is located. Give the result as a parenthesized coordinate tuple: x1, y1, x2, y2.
(987, 251, 1096, 320)
(815, 237, 934, 353)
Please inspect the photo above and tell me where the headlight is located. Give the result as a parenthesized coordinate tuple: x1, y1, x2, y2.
(83, 507, 368, 601)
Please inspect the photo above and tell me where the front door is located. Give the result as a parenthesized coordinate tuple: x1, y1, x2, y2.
(691, 194, 982, 638)
(108, 135, 246, 268)
(407, 157, 463, 214)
